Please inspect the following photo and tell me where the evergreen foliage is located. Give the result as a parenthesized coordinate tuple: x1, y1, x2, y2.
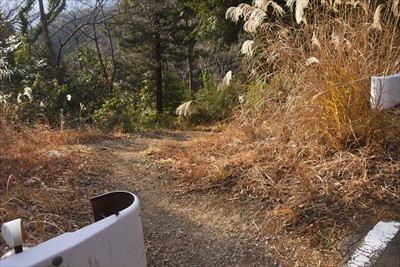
(0, 0, 248, 130)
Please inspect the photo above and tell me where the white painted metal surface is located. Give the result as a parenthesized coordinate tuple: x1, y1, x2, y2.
(371, 73, 400, 109)
(343, 221, 400, 267)
(1, 219, 25, 248)
(0, 191, 146, 267)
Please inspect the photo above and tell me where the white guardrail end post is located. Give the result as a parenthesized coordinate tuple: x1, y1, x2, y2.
(1, 191, 147, 267)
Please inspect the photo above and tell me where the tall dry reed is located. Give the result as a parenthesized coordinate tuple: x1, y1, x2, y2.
(228, 0, 400, 147)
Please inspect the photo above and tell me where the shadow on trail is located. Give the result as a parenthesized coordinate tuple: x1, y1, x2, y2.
(84, 134, 279, 267)
(138, 195, 272, 267)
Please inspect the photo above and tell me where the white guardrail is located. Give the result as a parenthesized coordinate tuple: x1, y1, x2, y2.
(371, 73, 400, 109)
(0, 191, 147, 267)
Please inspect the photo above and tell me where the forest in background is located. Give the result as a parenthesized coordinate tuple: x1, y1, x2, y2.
(0, 0, 251, 131)
(1, 1, 400, 265)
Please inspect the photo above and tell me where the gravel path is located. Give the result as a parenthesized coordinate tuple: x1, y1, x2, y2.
(79, 133, 280, 267)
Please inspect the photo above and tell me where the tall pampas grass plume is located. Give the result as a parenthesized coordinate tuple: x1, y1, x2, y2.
(225, 3, 256, 22)
(312, 32, 321, 49)
(241, 40, 255, 56)
(176, 101, 193, 117)
(243, 9, 267, 33)
(286, 0, 309, 24)
(305, 57, 320, 66)
(392, 0, 399, 17)
(371, 4, 383, 31)
(254, 0, 285, 16)
(222, 71, 233, 86)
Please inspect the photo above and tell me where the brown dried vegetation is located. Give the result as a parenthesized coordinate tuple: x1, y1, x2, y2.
(155, 113, 400, 264)
(2, 1, 400, 266)
(156, 1, 400, 256)
(0, 121, 106, 251)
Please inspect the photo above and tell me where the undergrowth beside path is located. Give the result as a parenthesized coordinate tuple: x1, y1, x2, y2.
(1, 126, 400, 266)
(152, 125, 400, 266)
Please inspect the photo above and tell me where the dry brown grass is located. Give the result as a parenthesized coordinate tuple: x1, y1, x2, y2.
(230, 0, 400, 147)
(0, 120, 107, 253)
(164, 2, 400, 238)
(155, 122, 400, 265)
(202, 5, 400, 255)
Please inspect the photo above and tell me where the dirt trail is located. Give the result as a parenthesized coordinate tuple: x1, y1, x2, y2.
(77, 132, 279, 267)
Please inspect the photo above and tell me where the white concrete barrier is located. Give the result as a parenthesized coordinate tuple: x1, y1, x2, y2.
(0, 191, 147, 267)
(371, 73, 400, 109)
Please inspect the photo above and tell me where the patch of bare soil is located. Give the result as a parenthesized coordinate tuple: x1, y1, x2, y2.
(67, 132, 279, 267)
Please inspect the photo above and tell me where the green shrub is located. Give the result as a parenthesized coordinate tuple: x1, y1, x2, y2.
(188, 70, 247, 125)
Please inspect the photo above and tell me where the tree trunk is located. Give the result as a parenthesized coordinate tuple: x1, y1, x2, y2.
(187, 45, 194, 92)
(154, 17, 163, 114)
(99, 1, 117, 84)
(92, 24, 109, 81)
(38, 0, 64, 84)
